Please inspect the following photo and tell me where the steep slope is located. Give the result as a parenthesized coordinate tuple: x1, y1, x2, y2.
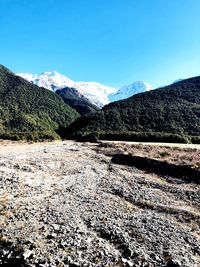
(66, 76, 200, 138)
(108, 81, 152, 102)
(56, 87, 99, 115)
(0, 65, 79, 137)
(17, 71, 117, 107)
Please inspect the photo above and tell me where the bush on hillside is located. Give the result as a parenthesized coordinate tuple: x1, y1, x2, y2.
(0, 131, 61, 142)
(99, 131, 190, 143)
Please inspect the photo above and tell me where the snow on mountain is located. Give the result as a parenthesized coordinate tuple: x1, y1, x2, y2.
(108, 81, 152, 102)
(17, 73, 38, 83)
(17, 71, 153, 107)
(17, 71, 117, 107)
(73, 82, 117, 108)
(17, 71, 74, 92)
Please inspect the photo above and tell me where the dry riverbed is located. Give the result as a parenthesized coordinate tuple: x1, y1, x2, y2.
(0, 140, 199, 267)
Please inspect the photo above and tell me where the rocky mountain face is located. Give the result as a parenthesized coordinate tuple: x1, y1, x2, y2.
(17, 71, 152, 107)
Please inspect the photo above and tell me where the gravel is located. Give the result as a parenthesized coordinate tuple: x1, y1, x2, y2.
(0, 140, 199, 267)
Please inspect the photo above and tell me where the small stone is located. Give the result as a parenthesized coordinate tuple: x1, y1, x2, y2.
(51, 233, 57, 238)
(122, 258, 127, 263)
(0, 236, 7, 243)
(46, 233, 57, 239)
(127, 260, 134, 267)
(60, 241, 68, 248)
(52, 224, 60, 231)
(155, 255, 161, 262)
(23, 249, 33, 259)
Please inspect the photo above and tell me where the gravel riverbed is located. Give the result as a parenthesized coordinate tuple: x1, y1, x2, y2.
(0, 141, 199, 267)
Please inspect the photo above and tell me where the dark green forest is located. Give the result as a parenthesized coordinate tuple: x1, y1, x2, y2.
(65, 76, 200, 142)
(0, 65, 79, 140)
(1, 63, 200, 143)
(56, 87, 99, 116)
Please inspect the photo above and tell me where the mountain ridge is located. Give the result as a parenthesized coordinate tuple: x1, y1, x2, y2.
(109, 81, 152, 102)
(17, 71, 152, 107)
(65, 75, 200, 140)
(17, 71, 117, 107)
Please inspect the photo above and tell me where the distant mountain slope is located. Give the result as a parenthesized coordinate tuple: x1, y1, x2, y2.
(56, 87, 99, 115)
(72, 81, 117, 108)
(17, 71, 117, 107)
(109, 81, 152, 102)
(66, 76, 200, 137)
(0, 65, 79, 135)
(17, 71, 154, 107)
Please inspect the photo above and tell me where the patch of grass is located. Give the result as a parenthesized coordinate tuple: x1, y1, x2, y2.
(96, 142, 200, 172)
(159, 151, 171, 158)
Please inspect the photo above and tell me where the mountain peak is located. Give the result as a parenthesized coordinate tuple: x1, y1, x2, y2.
(41, 70, 62, 76)
(131, 81, 152, 90)
(17, 71, 153, 107)
(17, 71, 118, 107)
(17, 71, 74, 92)
(108, 80, 152, 102)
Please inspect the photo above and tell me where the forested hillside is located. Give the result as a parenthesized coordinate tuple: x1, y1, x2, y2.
(65, 76, 200, 142)
(56, 87, 99, 115)
(0, 64, 79, 140)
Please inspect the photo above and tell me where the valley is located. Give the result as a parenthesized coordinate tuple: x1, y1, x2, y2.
(0, 140, 199, 266)
(1, 1, 200, 267)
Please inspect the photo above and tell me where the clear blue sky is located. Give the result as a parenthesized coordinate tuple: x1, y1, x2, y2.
(1, 0, 200, 88)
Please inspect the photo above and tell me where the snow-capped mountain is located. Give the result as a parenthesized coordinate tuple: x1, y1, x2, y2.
(108, 81, 152, 102)
(17, 71, 74, 92)
(17, 71, 153, 107)
(17, 71, 117, 107)
(72, 82, 117, 108)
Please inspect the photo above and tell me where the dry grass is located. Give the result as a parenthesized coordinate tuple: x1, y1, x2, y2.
(97, 142, 200, 170)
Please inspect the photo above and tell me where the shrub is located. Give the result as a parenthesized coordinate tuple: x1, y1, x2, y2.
(77, 132, 100, 142)
(98, 131, 190, 144)
(191, 136, 200, 144)
(0, 131, 61, 142)
(159, 151, 171, 158)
